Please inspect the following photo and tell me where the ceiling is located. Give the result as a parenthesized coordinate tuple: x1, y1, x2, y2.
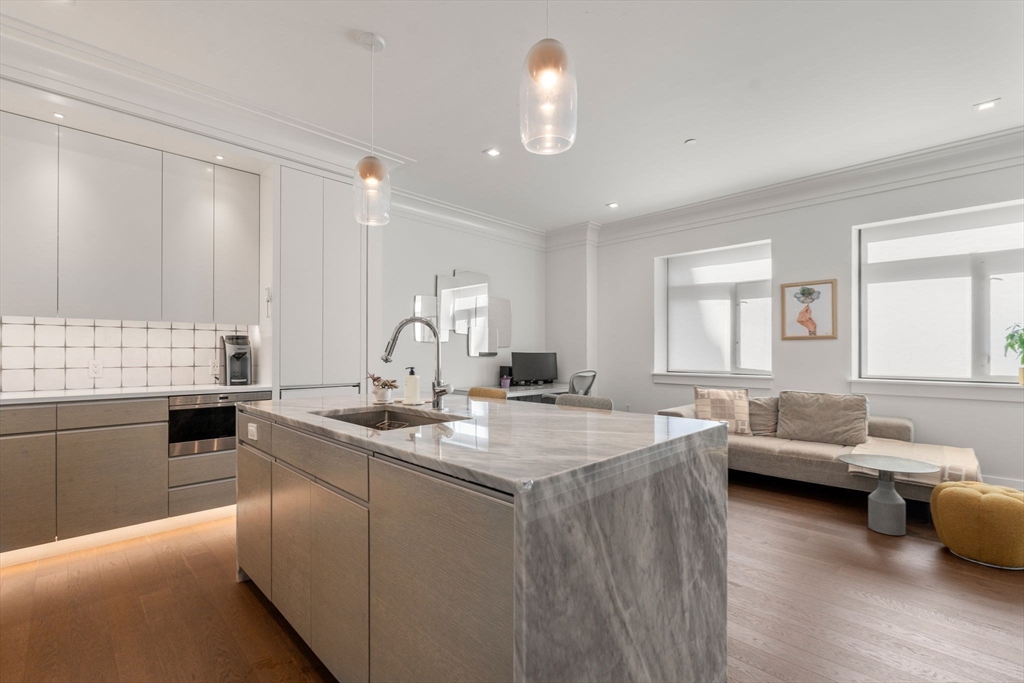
(1, 1, 1022, 232)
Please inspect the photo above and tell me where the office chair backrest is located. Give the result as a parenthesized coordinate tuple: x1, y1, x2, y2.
(468, 387, 507, 399)
(568, 370, 597, 396)
(555, 394, 613, 411)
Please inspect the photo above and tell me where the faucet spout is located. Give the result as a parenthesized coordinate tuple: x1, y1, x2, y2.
(381, 316, 452, 409)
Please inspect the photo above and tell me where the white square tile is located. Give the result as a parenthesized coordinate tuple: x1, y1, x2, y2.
(123, 320, 147, 328)
(194, 330, 216, 348)
(94, 368, 122, 388)
(35, 347, 65, 369)
(1, 316, 33, 325)
(171, 366, 194, 385)
(66, 326, 93, 347)
(148, 321, 171, 329)
(216, 324, 237, 333)
(66, 347, 94, 368)
(36, 317, 65, 326)
(148, 348, 171, 367)
(147, 367, 171, 386)
(148, 328, 171, 347)
(172, 322, 194, 330)
(1, 324, 34, 346)
(1, 369, 34, 392)
(1, 347, 34, 370)
(65, 368, 94, 390)
(95, 327, 122, 347)
(123, 328, 148, 348)
(171, 329, 194, 348)
(195, 323, 216, 330)
(122, 367, 147, 387)
(171, 348, 194, 366)
(193, 366, 217, 385)
(122, 348, 147, 367)
(66, 318, 93, 326)
(95, 319, 121, 327)
(95, 347, 121, 368)
(34, 369, 64, 391)
(194, 348, 216, 367)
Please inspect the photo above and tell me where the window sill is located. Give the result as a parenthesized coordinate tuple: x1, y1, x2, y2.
(652, 372, 773, 389)
(850, 378, 1024, 403)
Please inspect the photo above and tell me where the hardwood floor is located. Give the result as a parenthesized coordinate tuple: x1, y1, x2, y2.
(1, 472, 1021, 683)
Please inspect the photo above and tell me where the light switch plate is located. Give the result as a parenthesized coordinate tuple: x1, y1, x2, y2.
(88, 360, 102, 378)
(247, 423, 258, 440)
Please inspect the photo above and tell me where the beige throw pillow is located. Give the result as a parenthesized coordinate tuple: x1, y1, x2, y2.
(694, 387, 751, 435)
(749, 397, 779, 436)
(776, 391, 868, 446)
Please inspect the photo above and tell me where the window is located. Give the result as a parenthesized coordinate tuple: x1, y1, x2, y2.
(665, 241, 772, 375)
(859, 200, 1024, 383)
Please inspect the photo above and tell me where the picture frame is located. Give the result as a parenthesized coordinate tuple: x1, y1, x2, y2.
(781, 279, 837, 340)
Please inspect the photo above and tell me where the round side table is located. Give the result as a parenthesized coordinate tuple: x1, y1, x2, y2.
(839, 454, 940, 536)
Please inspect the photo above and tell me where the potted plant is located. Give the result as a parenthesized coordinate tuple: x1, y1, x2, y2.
(1005, 325, 1024, 385)
(367, 372, 399, 403)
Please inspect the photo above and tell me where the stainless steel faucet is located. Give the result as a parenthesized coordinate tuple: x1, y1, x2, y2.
(381, 316, 453, 410)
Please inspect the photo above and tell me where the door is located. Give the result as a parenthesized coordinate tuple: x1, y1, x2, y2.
(323, 179, 362, 385)
(163, 153, 215, 322)
(271, 461, 312, 643)
(0, 433, 56, 552)
(236, 443, 273, 598)
(214, 166, 260, 324)
(0, 112, 58, 317)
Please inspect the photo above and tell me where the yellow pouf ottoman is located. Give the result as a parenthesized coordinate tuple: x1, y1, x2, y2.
(931, 481, 1024, 570)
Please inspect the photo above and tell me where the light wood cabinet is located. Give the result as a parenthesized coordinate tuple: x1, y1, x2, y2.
(236, 443, 272, 598)
(273, 424, 368, 500)
(271, 461, 312, 644)
(214, 166, 260, 324)
(162, 153, 215, 322)
(369, 458, 514, 683)
(56, 423, 168, 539)
(57, 127, 163, 321)
(323, 178, 362, 385)
(0, 404, 56, 436)
(0, 433, 56, 552)
(0, 112, 58, 317)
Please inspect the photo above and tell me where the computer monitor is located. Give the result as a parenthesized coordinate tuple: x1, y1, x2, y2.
(511, 352, 558, 384)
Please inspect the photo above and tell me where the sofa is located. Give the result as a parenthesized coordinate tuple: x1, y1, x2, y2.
(659, 392, 981, 503)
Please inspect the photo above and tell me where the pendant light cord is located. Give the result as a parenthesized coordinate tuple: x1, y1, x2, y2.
(370, 46, 375, 156)
(546, 0, 549, 37)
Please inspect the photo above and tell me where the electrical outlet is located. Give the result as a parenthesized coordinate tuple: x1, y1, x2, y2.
(88, 360, 102, 378)
(247, 423, 258, 441)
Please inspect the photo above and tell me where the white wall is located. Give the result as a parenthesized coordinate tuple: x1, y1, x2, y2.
(545, 223, 600, 385)
(595, 135, 1024, 488)
(378, 213, 546, 391)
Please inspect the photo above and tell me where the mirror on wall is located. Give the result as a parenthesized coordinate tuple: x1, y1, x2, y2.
(413, 271, 512, 357)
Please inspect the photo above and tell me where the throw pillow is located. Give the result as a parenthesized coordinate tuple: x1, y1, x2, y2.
(749, 397, 779, 436)
(693, 387, 751, 435)
(776, 391, 868, 446)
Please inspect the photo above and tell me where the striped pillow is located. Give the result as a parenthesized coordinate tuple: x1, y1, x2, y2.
(694, 387, 751, 435)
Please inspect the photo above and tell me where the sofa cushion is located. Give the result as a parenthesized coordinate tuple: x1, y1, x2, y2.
(776, 391, 868, 446)
(727, 434, 787, 459)
(694, 387, 751, 435)
(775, 439, 850, 463)
(749, 397, 779, 436)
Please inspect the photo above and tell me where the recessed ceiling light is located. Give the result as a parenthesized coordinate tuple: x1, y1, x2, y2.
(973, 98, 1001, 112)
(53, 112, 64, 119)
(684, 138, 697, 145)
(483, 147, 501, 157)
(606, 202, 619, 208)
(215, 155, 224, 160)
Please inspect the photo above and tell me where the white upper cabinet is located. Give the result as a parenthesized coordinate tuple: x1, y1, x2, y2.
(162, 153, 215, 323)
(323, 178, 362, 386)
(0, 112, 58, 317)
(214, 166, 260, 324)
(280, 167, 324, 387)
(58, 127, 162, 321)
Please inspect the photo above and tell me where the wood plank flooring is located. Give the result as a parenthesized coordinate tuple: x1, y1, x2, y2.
(1, 471, 1021, 683)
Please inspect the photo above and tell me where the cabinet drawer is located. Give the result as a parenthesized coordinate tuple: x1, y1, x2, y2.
(168, 450, 236, 487)
(57, 398, 168, 430)
(273, 424, 368, 500)
(169, 478, 236, 516)
(237, 412, 273, 452)
(0, 433, 56, 552)
(0, 404, 57, 435)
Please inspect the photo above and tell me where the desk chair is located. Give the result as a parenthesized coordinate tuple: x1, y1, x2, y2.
(541, 370, 597, 404)
(468, 387, 507, 399)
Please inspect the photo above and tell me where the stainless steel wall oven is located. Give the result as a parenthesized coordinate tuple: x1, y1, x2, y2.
(168, 391, 271, 456)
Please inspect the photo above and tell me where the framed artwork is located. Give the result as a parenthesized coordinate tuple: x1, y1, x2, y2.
(781, 279, 837, 340)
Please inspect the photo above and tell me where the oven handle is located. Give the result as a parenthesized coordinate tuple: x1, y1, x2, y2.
(169, 397, 239, 410)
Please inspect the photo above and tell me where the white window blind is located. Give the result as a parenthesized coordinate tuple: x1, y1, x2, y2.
(667, 241, 772, 374)
(859, 200, 1024, 383)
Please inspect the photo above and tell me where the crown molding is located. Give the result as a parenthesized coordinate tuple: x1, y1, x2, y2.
(546, 221, 601, 252)
(599, 127, 1024, 247)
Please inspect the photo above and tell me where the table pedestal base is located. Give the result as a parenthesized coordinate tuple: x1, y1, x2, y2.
(867, 471, 905, 536)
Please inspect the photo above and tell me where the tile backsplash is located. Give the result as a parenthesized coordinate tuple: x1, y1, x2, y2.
(0, 317, 257, 392)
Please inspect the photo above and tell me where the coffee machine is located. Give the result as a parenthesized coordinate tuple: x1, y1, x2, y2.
(220, 335, 253, 385)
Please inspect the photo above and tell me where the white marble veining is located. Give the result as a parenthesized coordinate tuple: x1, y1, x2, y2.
(0, 383, 272, 406)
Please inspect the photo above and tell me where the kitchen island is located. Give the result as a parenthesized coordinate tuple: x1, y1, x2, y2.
(235, 394, 727, 683)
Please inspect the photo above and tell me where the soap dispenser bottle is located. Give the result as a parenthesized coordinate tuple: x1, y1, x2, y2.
(403, 366, 420, 405)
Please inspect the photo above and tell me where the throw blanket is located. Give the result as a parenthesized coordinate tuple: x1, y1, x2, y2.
(849, 439, 981, 486)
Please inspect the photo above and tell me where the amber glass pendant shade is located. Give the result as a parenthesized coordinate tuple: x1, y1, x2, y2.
(353, 155, 390, 226)
(520, 38, 577, 155)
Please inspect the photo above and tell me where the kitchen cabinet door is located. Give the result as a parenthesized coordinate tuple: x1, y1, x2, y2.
(0, 112, 58, 317)
(56, 423, 168, 539)
(0, 433, 56, 552)
(58, 127, 162, 321)
(280, 167, 324, 387)
(323, 179, 362, 385)
(214, 166, 260, 324)
(271, 461, 312, 644)
(236, 444, 272, 598)
(163, 153, 214, 323)
(311, 481, 369, 683)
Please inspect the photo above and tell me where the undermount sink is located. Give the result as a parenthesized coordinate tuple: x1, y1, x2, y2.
(313, 407, 469, 431)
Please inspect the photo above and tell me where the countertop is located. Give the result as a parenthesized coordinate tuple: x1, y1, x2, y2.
(238, 393, 721, 497)
(0, 383, 273, 406)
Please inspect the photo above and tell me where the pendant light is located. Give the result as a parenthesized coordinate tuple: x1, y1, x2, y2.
(520, 1, 577, 154)
(354, 32, 391, 226)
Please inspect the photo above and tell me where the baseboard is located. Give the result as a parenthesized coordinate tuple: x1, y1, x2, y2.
(0, 504, 236, 569)
(983, 475, 1024, 491)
